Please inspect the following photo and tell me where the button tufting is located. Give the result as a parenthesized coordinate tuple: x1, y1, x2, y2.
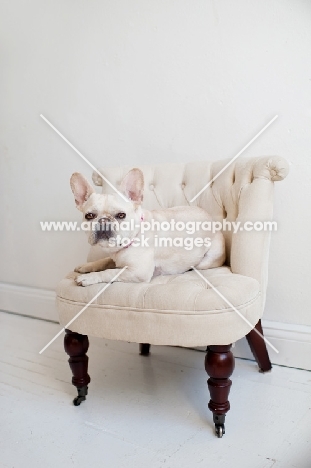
(149, 184, 154, 190)
(181, 182, 186, 189)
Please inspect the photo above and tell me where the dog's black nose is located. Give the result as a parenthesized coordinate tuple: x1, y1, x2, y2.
(96, 218, 113, 239)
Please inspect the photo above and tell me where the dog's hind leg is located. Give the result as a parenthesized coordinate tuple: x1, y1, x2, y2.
(195, 232, 226, 269)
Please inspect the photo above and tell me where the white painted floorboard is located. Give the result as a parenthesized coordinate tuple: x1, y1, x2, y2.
(0, 311, 310, 468)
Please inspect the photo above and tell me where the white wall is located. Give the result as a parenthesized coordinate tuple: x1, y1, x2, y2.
(1, 0, 311, 332)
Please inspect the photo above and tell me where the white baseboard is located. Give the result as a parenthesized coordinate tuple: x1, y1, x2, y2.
(0, 282, 57, 322)
(195, 321, 311, 371)
(1, 283, 310, 370)
(233, 320, 311, 371)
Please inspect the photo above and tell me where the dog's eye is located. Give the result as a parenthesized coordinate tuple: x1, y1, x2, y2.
(85, 213, 96, 220)
(116, 212, 126, 220)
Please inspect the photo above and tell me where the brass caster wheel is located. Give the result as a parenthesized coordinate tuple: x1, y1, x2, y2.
(73, 385, 88, 406)
(73, 395, 86, 406)
(215, 424, 225, 438)
(213, 414, 226, 438)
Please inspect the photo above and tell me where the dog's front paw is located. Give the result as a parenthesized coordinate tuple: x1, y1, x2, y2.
(75, 263, 93, 273)
(75, 273, 100, 287)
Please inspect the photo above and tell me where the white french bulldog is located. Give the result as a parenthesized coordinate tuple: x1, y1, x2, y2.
(71, 168, 225, 286)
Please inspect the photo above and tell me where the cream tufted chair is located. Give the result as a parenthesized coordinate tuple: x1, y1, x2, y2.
(57, 156, 289, 437)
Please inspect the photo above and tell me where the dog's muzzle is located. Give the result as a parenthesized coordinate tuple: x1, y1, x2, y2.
(94, 217, 115, 241)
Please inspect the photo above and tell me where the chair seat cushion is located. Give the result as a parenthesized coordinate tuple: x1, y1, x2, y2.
(56, 267, 261, 346)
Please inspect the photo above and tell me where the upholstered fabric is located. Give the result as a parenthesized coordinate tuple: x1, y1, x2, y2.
(57, 156, 289, 345)
(90, 156, 289, 308)
(57, 267, 260, 346)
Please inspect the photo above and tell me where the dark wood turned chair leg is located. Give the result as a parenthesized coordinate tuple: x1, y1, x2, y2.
(64, 329, 91, 406)
(139, 343, 150, 356)
(205, 345, 235, 438)
(246, 319, 272, 373)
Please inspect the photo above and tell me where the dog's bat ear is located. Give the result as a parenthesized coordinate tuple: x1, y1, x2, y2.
(120, 168, 144, 204)
(70, 173, 94, 210)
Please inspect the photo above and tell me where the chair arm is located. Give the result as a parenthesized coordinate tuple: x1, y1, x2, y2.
(252, 156, 289, 182)
(230, 156, 289, 312)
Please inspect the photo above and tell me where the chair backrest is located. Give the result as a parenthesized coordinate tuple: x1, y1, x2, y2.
(90, 156, 289, 309)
